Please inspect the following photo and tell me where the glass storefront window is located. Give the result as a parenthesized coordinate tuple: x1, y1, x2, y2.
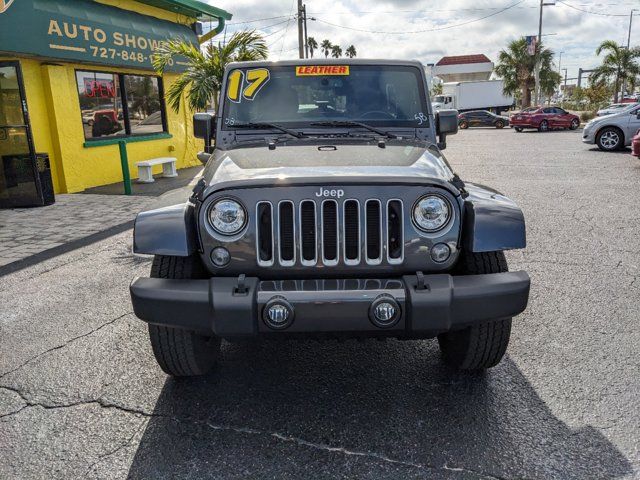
(76, 70, 167, 141)
(124, 75, 164, 135)
(76, 71, 124, 140)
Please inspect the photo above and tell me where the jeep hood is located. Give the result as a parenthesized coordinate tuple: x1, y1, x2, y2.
(201, 141, 456, 193)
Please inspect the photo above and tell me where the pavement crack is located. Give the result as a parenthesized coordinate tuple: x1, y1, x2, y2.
(0, 384, 156, 420)
(83, 419, 148, 478)
(0, 311, 132, 380)
(205, 422, 505, 479)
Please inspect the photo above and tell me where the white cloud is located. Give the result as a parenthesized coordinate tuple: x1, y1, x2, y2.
(211, 0, 639, 86)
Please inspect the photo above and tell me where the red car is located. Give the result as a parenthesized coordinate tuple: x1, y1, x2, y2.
(510, 106, 580, 132)
(632, 129, 640, 158)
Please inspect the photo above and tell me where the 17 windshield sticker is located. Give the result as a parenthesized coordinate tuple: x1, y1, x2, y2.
(226, 68, 270, 103)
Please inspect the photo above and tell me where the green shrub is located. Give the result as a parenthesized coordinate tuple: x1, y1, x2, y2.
(580, 111, 596, 122)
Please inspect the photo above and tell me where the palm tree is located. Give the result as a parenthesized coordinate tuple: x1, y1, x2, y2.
(307, 37, 318, 58)
(152, 30, 268, 112)
(590, 40, 640, 103)
(345, 45, 357, 58)
(494, 37, 559, 107)
(331, 45, 343, 58)
(321, 39, 332, 58)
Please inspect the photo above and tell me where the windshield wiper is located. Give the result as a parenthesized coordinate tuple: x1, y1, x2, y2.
(233, 122, 306, 139)
(310, 121, 397, 139)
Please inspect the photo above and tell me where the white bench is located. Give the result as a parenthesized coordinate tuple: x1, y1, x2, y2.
(136, 157, 178, 183)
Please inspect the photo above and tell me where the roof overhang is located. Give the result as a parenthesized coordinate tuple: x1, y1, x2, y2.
(134, 0, 232, 20)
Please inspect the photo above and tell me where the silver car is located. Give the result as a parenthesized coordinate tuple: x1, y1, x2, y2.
(582, 103, 640, 151)
(596, 103, 631, 116)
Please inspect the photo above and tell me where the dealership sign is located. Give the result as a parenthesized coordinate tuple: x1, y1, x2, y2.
(0, 0, 197, 72)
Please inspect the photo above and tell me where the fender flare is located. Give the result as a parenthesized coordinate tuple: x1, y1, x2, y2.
(133, 190, 198, 257)
(461, 183, 526, 252)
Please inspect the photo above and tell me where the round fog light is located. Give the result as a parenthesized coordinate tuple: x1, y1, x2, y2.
(369, 295, 401, 329)
(263, 297, 294, 330)
(211, 247, 231, 267)
(431, 243, 451, 263)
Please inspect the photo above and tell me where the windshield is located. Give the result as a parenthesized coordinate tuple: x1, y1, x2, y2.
(433, 95, 445, 103)
(222, 64, 429, 130)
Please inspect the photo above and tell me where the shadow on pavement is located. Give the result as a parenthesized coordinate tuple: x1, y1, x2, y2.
(81, 166, 202, 197)
(127, 340, 632, 479)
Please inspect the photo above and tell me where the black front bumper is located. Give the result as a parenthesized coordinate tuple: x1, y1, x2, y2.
(130, 272, 530, 338)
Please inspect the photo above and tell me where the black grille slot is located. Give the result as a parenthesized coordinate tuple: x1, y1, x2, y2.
(322, 201, 338, 261)
(257, 202, 273, 263)
(344, 200, 360, 261)
(387, 200, 403, 260)
(300, 201, 316, 262)
(279, 202, 294, 262)
(366, 200, 381, 261)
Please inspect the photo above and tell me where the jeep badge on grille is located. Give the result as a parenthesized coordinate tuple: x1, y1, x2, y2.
(315, 188, 344, 199)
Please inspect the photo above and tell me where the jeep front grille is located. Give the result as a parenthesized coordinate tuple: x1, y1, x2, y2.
(256, 198, 404, 267)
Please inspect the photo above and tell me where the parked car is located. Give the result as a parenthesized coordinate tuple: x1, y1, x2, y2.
(91, 110, 122, 137)
(597, 103, 632, 116)
(582, 103, 640, 151)
(458, 110, 509, 129)
(631, 129, 640, 157)
(129, 59, 530, 376)
(510, 106, 580, 132)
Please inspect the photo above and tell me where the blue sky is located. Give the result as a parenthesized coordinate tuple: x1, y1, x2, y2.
(210, 0, 639, 87)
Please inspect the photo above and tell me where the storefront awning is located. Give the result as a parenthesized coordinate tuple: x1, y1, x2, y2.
(0, 0, 211, 72)
(133, 0, 232, 21)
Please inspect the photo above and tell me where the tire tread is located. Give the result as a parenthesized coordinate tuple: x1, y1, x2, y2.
(439, 251, 512, 370)
(147, 255, 219, 376)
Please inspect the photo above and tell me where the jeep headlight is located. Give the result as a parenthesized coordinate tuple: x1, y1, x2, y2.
(208, 199, 247, 235)
(413, 195, 451, 232)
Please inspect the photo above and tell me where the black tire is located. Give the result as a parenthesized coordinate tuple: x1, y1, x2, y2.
(570, 118, 579, 130)
(147, 255, 220, 376)
(538, 120, 549, 132)
(438, 251, 512, 370)
(459, 120, 469, 129)
(596, 127, 623, 151)
(514, 127, 523, 132)
(495, 120, 505, 129)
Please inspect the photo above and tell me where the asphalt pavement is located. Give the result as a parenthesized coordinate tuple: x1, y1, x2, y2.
(1, 127, 638, 479)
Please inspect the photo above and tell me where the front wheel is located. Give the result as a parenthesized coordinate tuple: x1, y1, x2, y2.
(596, 127, 623, 151)
(570, 118, 579, 130)
(147, 255, 220, 376)
(438, 251, 512, 370)
(538, 120, 549, 132)
(459, 120, 469, 129)
(495, 120, 505, 129)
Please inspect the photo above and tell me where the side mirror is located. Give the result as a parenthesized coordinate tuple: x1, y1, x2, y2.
(193, 113, 216, 153)
(435, 109, 459, 150)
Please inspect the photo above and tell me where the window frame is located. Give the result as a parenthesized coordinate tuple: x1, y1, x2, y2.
(75, 69, 169, 142)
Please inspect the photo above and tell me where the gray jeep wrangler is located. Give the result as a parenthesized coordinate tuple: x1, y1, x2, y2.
(130, 59, 530, 376)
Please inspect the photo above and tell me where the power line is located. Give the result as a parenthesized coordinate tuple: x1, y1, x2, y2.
(227, 15, 292, 26)
(261, 21, 295, 38)
(313, 0, 526, 35)
(556, 0, 628, 17)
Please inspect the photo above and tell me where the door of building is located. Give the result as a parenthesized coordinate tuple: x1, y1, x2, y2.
(0, 61, 40, 208)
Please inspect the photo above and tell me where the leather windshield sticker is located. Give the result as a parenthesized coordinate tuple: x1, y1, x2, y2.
(295, 65, 350, 76)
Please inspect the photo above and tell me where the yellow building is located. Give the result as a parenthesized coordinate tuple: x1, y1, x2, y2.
(0, 0, 230, 206)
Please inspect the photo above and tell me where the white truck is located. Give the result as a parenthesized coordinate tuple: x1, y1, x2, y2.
(432, 80, 514, 115)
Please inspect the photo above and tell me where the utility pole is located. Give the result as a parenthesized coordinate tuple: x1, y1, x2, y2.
(627, 9, 637, 48)
(534, 1, 556, 106)
(303, 4, 309, 59)
(297, 0, 304, 59)
(621, 10, 637, 97)
(557, 50, 563, 97)
(534, 0, 543, 106)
